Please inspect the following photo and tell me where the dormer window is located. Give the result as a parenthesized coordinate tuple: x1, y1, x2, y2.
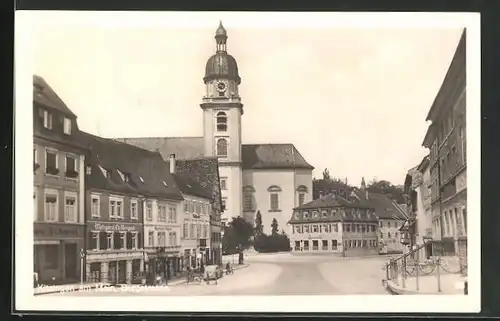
(216, 112, 227, 131)
(116, 169, 125, 182)
(98, 165, 110, 178)
(322, 211, 328, 218)
(63, 117, 72, 135)
(43, 110, 52, 129)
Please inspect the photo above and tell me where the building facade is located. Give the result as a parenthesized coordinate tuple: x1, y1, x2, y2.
(114, 22, 314, 235)
(422, 30, 466, 257)
(78, 132, 183, 284)
(350, 184, 407, 254)
(33, 75, 87, 284)
(288, 193, 378, 256)
(173, 156, 223, 266)
(413, 156, 433, 260)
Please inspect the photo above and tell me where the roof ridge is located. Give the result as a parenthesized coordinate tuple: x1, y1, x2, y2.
(81, 131, 162, 157)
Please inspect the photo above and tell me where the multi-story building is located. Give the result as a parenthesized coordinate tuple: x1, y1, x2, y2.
(288, 193, 378, 256)
(33, 75, 87, 284)
(422, 30, 466, 257)
(168, 154, 212, 269)
(172, 156, 223, 267)
(350, 182, 407, 255)
(410, 156, 434, 260)
(78, 132, 183, 284)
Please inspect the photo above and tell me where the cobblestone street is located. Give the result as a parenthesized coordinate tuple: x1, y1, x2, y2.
(47, 253, 390, 296)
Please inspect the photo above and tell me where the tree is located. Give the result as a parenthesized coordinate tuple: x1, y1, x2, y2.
(313, 173, 354, 200)
(222, 216, 254, 254)
(254, 210, 263, 236)
(367, 179, 405, 204)
(271, 218, 279, 236)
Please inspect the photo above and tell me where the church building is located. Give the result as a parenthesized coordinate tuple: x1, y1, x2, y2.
(116, 22, 314, 235)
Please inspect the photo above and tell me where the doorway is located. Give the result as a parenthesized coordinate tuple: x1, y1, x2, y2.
(64, 243, 78, 280)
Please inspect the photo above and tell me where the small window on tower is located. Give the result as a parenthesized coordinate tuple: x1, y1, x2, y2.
(216, 112, 227, 132)
(217, 138, 228, 157)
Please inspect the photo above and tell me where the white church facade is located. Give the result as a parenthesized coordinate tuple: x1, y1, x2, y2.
(116, 22, 314, 235)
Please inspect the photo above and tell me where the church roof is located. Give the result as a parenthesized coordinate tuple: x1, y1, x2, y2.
(350, 190, 407, 220)
(241, 144, 314, 170)
(77, 131, 184, 201)
(113, 137, 314, 171)
(33, 75, 76, 117)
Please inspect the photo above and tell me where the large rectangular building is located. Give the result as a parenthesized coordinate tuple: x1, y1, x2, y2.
(422, 30, 467, 256)
(33, 75, 87, 285)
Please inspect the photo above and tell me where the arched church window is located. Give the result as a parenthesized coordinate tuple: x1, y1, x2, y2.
(217, 138, 228, 157)
(216, 112, 227, 132)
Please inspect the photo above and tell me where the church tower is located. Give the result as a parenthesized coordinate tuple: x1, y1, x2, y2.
(201, 22, 243, 224)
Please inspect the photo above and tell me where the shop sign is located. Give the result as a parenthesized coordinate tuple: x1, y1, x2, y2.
(92, 222, 138, 232)
(154, 226, 172, 231)
(34, 223, 84, 239)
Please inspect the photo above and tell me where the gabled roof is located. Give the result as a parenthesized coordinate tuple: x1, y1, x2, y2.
(172, 157, 223, 212)
(113, 138, 315, 171)
(77, 131, 183, 200)
(115, 137, 205, 160)
(242, 144, 314, 170)
(33, 75, 76, 117)
(425, 29, 466, 122)
(288, 193, 377, 224)
(351, 190, 407, 220)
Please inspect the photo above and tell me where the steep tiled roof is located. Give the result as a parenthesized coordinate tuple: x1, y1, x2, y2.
(296, 193, 371, 210)
(33, 75, 76, 117)
(172, 157, 223, 213)
(77, 131, 183, 200)
(242, 144, 314, 170)
(115, 137, 205, 160)
(351, 190, 407, 220)
(288, 193, 377, 224)
(113, 138, 314, 171)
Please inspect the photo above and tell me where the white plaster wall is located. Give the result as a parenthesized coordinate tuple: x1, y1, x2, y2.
(243, 169, 295, 235)
(294, 169, 313, 206)
(219, 165, 242, 223)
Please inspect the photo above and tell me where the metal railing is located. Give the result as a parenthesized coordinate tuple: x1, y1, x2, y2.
(384, 239, 467, 293)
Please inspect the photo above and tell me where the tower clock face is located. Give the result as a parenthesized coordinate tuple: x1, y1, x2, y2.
(216, 81, 227, 92)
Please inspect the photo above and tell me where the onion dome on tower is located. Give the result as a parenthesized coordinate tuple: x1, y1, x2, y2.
(204, 21, 241, 84)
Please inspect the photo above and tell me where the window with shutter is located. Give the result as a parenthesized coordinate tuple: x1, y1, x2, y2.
(137, 232, 142, 249)
(100, 232, 107, 250)
(126, 233, 132, 249)
(114, 233, 121, 249)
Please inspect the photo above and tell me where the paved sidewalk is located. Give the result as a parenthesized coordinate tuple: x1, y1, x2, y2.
(34, 282, 111, 295)
(384, 273, 466, 295)
(169, 263, 250, 286)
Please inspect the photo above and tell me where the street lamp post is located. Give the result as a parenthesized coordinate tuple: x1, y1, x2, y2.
(79, 248, 85, 285)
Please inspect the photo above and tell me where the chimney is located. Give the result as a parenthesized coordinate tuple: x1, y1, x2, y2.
(169, 154, 176, 174)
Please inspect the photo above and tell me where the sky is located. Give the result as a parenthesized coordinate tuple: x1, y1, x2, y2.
(27, 12, 464, 186)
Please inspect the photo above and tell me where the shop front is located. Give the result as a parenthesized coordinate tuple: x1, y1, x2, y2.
(34, 222, 85, 284)
(85, 221, 143, 284)
(144, 247, 182, 283)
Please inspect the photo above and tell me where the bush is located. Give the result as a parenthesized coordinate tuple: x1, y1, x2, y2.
(254, 233, 291, 253)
